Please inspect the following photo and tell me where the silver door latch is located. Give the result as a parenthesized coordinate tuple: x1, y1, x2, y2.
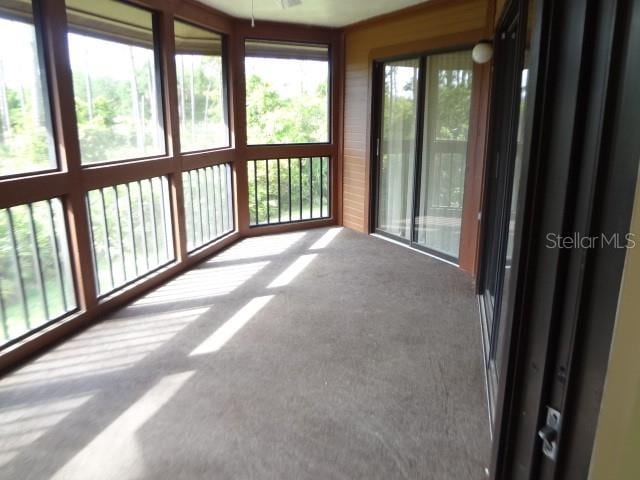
(538, 407, 562, 461)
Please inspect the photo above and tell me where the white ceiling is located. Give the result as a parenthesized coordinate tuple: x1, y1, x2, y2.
(198, 0, 430, 28)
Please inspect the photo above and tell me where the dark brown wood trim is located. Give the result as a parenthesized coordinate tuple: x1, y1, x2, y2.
(158, 10, 188, 264)
(230, 20, 250, 235)
(39, 0, 98, 311)
(485, 0, 497, 37)
(233, 160, 250, 235)
(459, 61, 492, 275)
(180, 149, 237, 170)
(232, 19, 342, 236)
(241, 144, 336, 160)
(334, 30, 346, 226)
(0, 172, 71, 207)
(362, 59, 375, 234)
(246, 218, 336, 237)
(82, 157, 175, 190)
(118, 0, 177, 12)
(369, 29, 486, 60)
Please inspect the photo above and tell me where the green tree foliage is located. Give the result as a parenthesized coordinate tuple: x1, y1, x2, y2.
(0, 16, 56, 176)
(244, 61, 330, 224)
(176, 54, 226, 151)
(69, 36, 162, 164)
(434, 69, 472, 141)
(245, 71, 328, 144)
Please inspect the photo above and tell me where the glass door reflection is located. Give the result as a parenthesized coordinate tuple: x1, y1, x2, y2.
(376, 58, 420, 241)
(375, 51, 474, 263)
(414, 51, 473, 260)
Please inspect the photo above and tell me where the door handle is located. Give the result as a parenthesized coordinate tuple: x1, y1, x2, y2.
(538, 407, 562, 461)
(538, 425, 557, 453)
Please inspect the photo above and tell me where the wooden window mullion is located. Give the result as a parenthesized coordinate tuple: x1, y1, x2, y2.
(157, 10, 187, 263)
(38, 0, 98, 311)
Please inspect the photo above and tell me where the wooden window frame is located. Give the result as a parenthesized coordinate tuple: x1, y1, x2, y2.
(243, 38, 331, 147)
(0, 0, 344, 370)
(173, 17, 231, 154)
(232, 21, 344, 237)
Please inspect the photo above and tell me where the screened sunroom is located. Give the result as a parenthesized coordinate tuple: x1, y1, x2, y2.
(0, 0, 638, 479)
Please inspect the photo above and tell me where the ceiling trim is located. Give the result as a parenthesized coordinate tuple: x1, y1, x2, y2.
(344, 0, 467, 32)
(191, 0, 438, 30)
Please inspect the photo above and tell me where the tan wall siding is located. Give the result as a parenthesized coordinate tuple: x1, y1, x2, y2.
(343, 58, 369, 231)
(589, 172, 640, 480)
(342, 0, 492, 234)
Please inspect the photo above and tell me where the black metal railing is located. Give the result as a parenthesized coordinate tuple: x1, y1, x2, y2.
(247, 157, 330, 226)
(182, 163, 234, 251)
(86, 176, 174, 296)
(428, 139, 467, 209)
(0, 198, 77, 344)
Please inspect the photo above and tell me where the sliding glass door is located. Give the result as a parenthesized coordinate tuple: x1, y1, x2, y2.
(479, 0, 538, 419)
(377, 59, 420, 240)
(416, 52, 473, 258)
(374, 51, 473, 262)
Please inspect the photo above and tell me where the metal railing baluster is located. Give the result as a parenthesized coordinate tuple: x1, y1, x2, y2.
(309, 157, 313, 219)
(298, 158, 303, 220)
(253, 160, 259, 225)
(6, 209, 29, 328)
(99, 189, 115, 292)
(85, 194, 101, 294)
(184, 172, 194, 249)
(148, 179, 160, 266)
(216, 164, 223, 233)
(221, 165, 228, 232)
(0, 278, 7, 340)
(226, 165, 232, 231)
(288, 158, 292, 222)
(277, 159, 281, 223)
(113, 187, 127, 282)
(245, 156, 331, 227)
(125, 184, 139, 277)
(265, 160, 270, 224)
(320, 157, 324, 218)
(195, 170, 204, 245)
(203, 168, 211, 241)
(82, 176, 173, 298)
(137, 181, 150, 271)
(27, 204, 49, 320)
(47, 199, 67, 311)
(327, 157, 331, 218)
(159, 178, 171, 260)
(208, 167, 214, 238)
(211, 167, 219, 238)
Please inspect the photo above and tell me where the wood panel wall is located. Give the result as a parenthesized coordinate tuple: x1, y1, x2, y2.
(495, 0, 509, 24)
(342, 0, 495, 275)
